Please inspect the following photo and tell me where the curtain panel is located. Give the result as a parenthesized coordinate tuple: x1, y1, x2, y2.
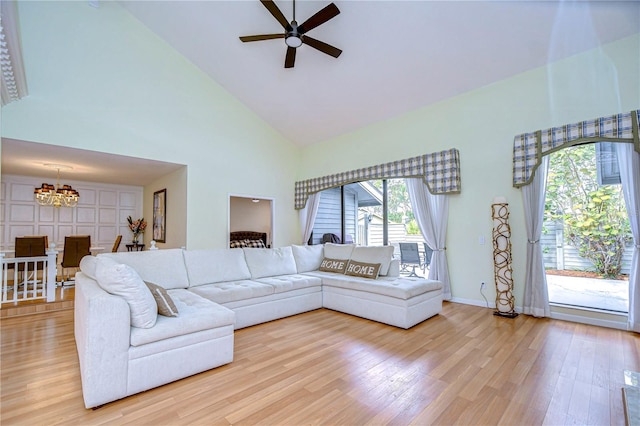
(294, 148, 461, 210)
(513, 110, 640, 187)
(615, 143, 640, 333)
(406, 178, 452, 300)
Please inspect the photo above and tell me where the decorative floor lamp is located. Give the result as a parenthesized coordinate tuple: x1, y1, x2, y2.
(492, 197, 518, 318)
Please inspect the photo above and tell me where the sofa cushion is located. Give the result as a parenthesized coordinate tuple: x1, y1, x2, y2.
(291, 244, 324, 273)
(256, 274, 323, 293)
(129, 290, 235, 347)
(183, 248, 251, 286)
(344, 260, 381, 279)
(97, 249, 189, 290)
(316, 273, 443, 300)
(318, 257, 348, 274)
(145, 282, 179, 317)
(95, 256, 157, 328)
(323, 243, 355, 260)
(349, 245, 395, 276)
(189, 280, 275, 304)
(243, 246, 297, 279)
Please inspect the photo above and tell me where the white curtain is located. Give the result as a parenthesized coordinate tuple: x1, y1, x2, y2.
(616, 143, 640, 333)
(406, 178, 451, 300)
(522, 156, 550, 317)
(299, 192, 321, 245)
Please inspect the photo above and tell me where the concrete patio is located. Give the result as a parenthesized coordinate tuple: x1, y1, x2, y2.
(546, 274, 629, 313)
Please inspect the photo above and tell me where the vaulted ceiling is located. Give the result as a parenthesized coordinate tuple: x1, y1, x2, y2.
(121, 0, 640, 146)
(2, 1, 639, 184)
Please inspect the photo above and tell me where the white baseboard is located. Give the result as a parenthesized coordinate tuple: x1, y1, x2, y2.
(449, 298, 628, 331)
(449, 297, 494, 309)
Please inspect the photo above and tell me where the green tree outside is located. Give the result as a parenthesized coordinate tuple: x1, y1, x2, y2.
(366, 179, 420, 234)
(545, 144, 631, 277)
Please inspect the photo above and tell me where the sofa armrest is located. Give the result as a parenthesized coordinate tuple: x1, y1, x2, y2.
(74, 272, 131, 408)
(386, 259, 400, 277)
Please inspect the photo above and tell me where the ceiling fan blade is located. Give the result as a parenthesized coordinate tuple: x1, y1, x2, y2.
(284, 46, 296, 68)
(303, 36, 342, 58)
(260, 0, 291, 30)
(298, 3, 340, 34)
(240, 34, 284, 42)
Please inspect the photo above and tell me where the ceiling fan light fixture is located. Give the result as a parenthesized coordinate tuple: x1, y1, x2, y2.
(285, 33, 302, 48)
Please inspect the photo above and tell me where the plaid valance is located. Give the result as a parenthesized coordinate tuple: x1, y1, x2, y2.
(513, 110, 640, 187)
(294, 148, 461, 209)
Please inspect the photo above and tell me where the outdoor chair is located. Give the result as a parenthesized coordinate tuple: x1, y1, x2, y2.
(423, 243, 434, 274)
(322, 233, 342, 244)
(399, 242, 421, 277)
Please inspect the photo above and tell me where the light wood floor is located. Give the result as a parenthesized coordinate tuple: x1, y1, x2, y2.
(1, 302, 638, 425)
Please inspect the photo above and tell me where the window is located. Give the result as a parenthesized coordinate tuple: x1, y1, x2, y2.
(310, 179, 421, 246)
(596, 142, 621, 185)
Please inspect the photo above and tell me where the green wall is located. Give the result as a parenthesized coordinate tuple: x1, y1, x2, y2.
(298, 33, 640, 306)
(0, 1, 301, 249)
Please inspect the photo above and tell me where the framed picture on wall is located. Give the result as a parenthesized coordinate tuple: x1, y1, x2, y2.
(153, 189, 166, 243)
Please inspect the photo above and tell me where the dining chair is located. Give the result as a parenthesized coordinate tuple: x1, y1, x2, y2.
(61, 235, 91, 286)
(399, 242, 421, 277)
(112, 235, 122, 253)
(13, 236, 48, 280)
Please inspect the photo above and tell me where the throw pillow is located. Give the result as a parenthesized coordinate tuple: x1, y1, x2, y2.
(350, 245, 395, 276)
(145, 282, 179, 317)
(318, 257, 348, 274)
(344, 260, 381, 279)
(79, 255, 98, 280)
(323, 243, 355, 260)
(95, 256, 158, 328)
(291, 244, 324, 273)
(243, 239, 266, 248)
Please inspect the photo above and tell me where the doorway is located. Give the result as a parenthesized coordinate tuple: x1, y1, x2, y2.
(228, 195, 274, 247)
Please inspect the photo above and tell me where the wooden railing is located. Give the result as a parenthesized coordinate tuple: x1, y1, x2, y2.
(1, 250, 57, 304)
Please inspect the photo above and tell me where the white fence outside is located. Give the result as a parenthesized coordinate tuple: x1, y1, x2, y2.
(1, 250, 57, 304)
(542, 221, 633, 274)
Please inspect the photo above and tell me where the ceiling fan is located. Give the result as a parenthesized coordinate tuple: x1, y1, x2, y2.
(239, 0, 342, 69)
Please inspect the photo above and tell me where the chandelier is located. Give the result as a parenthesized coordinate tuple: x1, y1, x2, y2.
(34, 164, 80, 208)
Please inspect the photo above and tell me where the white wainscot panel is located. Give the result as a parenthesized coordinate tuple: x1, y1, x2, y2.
(58, 226, 74, 241)
(120, 209, 136, 223)
(77, 207, 96, 223)
(39, 206, 55, 222)
(37, 226, 55, 242)
(58, 207, 74, 223)
(99, 226, 117, 242)
(10, 225, 36, 241)
(1, 182, 5, 201)
(10, 183, 37, 202)
(10, 204, 35, 222)
(76, 226, 96, 237)
(99, 208, 117, 224)
(120, 227, 132, 238)
(120, 192, 137, 208)
(99, 190, 117, 207)
(79, 189, 97, 206)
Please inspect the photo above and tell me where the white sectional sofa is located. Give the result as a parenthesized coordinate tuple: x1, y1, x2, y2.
(74, 244, 443, 408)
